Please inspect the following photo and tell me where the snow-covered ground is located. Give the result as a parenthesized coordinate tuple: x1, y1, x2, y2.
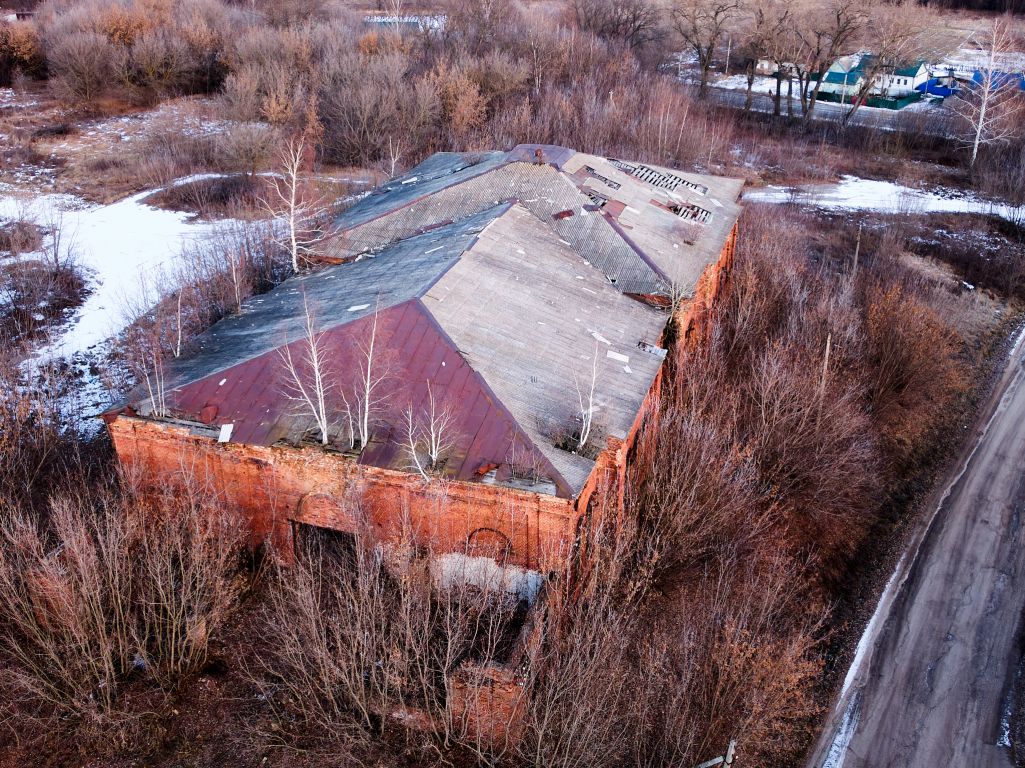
(744, 175, 1025, 222)
(0, 178, 250, 430)
(932, 46, 1025, 78)
(713, 73, 785, 94)
(0, 181, 236, 359)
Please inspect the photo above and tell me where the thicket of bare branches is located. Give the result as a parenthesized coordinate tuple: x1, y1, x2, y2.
(254, 514, 521, 750)
(0, 481, 248, 736)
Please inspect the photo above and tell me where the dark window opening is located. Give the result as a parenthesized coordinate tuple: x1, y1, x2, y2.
(292, 521, 357, 564)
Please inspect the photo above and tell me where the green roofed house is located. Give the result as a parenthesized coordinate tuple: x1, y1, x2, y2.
(813, 55, 930, 103)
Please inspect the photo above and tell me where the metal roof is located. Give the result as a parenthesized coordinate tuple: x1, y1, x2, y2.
(120, 202, 668, 499)
(151, 204, 508, 396)
(328, 144, 743, 300)
(427, 203, 666, 493)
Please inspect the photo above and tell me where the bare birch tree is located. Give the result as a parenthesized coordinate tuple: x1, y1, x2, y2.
(340, 309, 389, 451)
(951, 20, 1025, 170)
(403, 382, 457, 480)
(575, 345, 600, 452)
(261, 135, 328, 274)
(280, 294, 333, 445)
(142, 348, 168, 419)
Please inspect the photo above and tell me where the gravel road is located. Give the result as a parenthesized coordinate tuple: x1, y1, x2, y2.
(808, 326, 1025, 768)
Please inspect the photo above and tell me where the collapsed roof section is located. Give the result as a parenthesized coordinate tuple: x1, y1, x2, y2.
(122, 202, 668, 499)
(329, 144, 744, 300)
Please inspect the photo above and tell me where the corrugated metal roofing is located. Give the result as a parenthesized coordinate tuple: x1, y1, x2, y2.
(338, 151, 508, 229)
(328, 144, 743, 300)
(161, 299, 572, 494)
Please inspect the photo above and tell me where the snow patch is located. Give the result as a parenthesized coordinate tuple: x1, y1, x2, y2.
(744, 175, 1025, 223)
(430, 553, 543, 603)
(0, 185, 239, 358)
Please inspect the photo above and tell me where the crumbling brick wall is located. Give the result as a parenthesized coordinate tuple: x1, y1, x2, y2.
(107, 416, 578, 571)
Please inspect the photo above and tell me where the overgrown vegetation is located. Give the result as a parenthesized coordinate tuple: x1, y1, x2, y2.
(0, 0, 1023, 766)
(0, 197, 1012, 766)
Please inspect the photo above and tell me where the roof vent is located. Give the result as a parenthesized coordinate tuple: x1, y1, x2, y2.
(669, 202, 712, 223)
(608, 159, 708, 195)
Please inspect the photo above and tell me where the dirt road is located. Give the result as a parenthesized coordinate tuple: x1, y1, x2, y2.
(808, 326, 1025, 768)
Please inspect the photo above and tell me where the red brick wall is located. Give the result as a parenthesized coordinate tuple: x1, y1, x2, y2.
(108, 416, 578, 571)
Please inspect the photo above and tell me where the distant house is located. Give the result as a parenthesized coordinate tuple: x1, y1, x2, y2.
(877, 62, 930, 98)
(815, 55, 929, 102)
(814, 55, 866, 100)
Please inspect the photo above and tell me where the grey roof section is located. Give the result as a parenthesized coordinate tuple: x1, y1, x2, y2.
(153, 204, 509, 394)
(426, 203, 666, 494)
(332, 161, 670, 296)
(338, 151, 508, 229)
(327, 144, 744, 300)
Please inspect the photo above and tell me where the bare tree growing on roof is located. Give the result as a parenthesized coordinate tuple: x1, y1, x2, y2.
(142, 349, 168, 419)
(575, 344, 601, 453)
(950, 20, 1025, 171)
(340, 307, 390, 452)
(261, 135, 328, 274)
(280, 294, 333, 446)
(403, 383, 457, 481)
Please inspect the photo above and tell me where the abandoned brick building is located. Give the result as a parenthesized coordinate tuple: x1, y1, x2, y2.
(104, 144, 743, 587)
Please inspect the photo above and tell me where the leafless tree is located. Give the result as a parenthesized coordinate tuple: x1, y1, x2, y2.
(841, 3, 939, 126)
(670, 0, 742, 98)
(950, 20, 1025, 170)
(340, 309, 389, 452)
(142, 349, 169, 419)
(403, 382, 457, 480)
(793, 0, 866, 119)
(280, 294, 333, 445)
(261, 135, 328, 274)
(735, 0, 792, 112)
(575, 344, 600, 452)
(41, 205, 77, 275)
(572, 0, 664, 51)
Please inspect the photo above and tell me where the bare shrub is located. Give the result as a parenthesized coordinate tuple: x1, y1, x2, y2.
(514, 509, 637, 768)
(0, 21, 44, 86)
(0, 363, 79, 505)
(0, 483, 248, 730)
(318, 51, 440, 166)
(255, 515, 519, 745)
(863, 280, 966, 463)
(46, 29, 115, 103)
(571, 0, 665, 53)
(112, 29, 191, 105)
